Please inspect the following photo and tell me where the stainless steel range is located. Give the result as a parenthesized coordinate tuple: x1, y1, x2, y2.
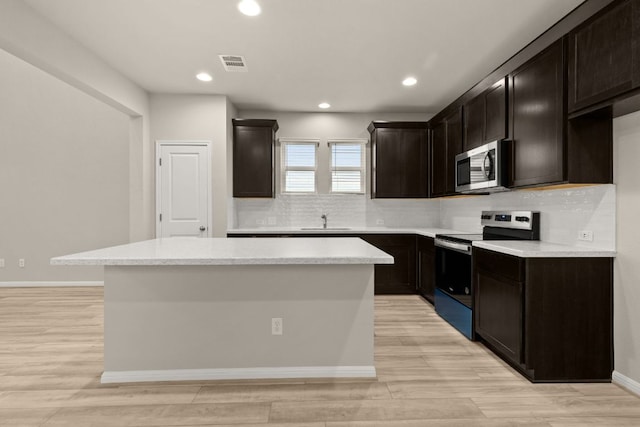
(434, 210, 540, 339)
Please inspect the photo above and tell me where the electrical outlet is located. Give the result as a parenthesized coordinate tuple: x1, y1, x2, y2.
(256, 219, 265, 226)
(271, 317, 283, 335)
(376, 219, 385, 225)
(578, 230, 594, 242)
(267, 217, 277, 225)
(0, 258, 4, 268)
(18, 258, 25, 268)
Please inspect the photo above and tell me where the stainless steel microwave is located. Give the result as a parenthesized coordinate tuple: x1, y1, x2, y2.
(454, 140, 509, 193)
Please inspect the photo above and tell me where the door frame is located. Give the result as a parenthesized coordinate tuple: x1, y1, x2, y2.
(155, 140, 213, 238)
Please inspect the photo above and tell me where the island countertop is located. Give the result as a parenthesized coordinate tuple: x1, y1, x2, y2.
(50, 237, 395, 266)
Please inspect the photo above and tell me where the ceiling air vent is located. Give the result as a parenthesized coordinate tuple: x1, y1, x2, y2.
(219, 55, 248, 72)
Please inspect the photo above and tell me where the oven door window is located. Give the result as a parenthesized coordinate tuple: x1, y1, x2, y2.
(435, 247, 472, 308)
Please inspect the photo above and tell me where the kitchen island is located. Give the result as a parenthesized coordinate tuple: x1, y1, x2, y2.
(51, 237, 393, 384)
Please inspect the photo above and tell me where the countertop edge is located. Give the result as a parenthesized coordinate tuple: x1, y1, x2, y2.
(227, 228, 617, 258)
(51, 258, 394, 266)
(226, 227, 457, 238)
(472, 241, 617, 258)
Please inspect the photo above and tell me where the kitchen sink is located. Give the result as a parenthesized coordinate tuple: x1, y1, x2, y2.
(300, 227, 352, 231)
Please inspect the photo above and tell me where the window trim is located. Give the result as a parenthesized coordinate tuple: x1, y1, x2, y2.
(279, 138, 319, 194)
(328, 138, 368, 194)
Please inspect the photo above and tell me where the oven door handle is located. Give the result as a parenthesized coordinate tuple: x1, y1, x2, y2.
(435, 239, 472, 254)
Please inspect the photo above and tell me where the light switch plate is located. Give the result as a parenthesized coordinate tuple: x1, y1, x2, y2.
(0, 259, 4, 268)
(271, 318, 283, 335)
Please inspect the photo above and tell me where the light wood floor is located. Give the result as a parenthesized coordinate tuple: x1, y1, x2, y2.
(1, 287, 639, 426)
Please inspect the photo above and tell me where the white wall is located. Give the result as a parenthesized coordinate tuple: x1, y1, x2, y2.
(0, 49, 130, 282)
(0, 0, 153, 242)
(613, 111, 640, 388)
(233, 111, 439, 229)
(150, 94, 233, 237)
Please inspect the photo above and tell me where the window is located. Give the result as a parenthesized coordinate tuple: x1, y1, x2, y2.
(281, 139, 318, 193)
(329, 139, 366, 193)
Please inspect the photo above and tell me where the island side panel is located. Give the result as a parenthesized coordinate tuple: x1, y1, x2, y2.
(103, 264, 374, 379)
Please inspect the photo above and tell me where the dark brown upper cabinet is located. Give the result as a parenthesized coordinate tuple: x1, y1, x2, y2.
(368, 122, 429, 198)
(509, 40, 565, 188)
(509, 39, 613, 189)
(232, 119, 278, 198)
(431, 108, 463, 197)
(568, 0, 640, 114)
(463, 77, 508, 151)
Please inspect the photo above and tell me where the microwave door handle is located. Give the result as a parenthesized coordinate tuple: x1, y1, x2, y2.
(481, 152, 491, 178)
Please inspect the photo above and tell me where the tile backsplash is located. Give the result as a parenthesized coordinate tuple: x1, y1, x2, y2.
(440, 184, 615, 249)
(232, 184, 615, 249)
(234, 194, 440, 229)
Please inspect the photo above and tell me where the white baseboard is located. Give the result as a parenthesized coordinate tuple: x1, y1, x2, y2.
(101, 366, 377, 384)
(613, 370, 640, 396)
(0, 281, 103, 288)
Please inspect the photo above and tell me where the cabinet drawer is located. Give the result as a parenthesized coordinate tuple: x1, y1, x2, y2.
(473, 248, 524, 283)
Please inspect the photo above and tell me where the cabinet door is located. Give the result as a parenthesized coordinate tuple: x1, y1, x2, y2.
(374, 128, 428, 198)
(463, 95, 485, 151)
(233, 125, 275, 197)
(568, 0, 640, 113)
(445, 110, 463, 193)
(474, 248, 525, 365)
(431, 108, 463, 197)
(475, 270, 523, 364)
(361, 235, 416, 294)
(430, 122, 447, 197)
(509, 40, 565, 187)
(463, 77, 507, 151)
(464, 78, 507, 151)
(484, 78, 507, 142)
(417, 236, 436, 303)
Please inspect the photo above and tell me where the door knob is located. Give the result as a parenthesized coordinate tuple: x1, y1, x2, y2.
(199, 226, 206, 231)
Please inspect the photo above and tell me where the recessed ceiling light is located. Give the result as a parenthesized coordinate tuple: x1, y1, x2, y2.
(196, 72, 213, 82)
(318, 102, 331, 109)
(238, 0, 261, 16)
(402, 77, 417, 86)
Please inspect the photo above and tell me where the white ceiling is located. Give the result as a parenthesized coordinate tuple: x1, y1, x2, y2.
(24, 0, 584, 114)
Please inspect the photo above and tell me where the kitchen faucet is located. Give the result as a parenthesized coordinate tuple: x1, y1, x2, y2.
(321, 213, 328, 229)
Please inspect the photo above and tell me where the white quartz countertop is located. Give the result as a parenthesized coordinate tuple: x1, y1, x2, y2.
(473, 240, 616, 258)
(227, 227, 615, 258)
(227, 227, 461, 239)
(50, 237, 395, 266)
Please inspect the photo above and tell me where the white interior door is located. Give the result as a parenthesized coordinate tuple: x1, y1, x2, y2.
(157, 143, 210, 237)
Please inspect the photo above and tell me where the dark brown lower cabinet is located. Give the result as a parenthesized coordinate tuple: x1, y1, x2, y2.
(417, 236, 436, 303)
(360, 235, 417, 295)
(473, 248, 613, 382)
(227, 233, 417, 295)
(475, 250, 524, 366)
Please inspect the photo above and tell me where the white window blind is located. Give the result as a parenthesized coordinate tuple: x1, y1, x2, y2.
(330, 139, 366, 193)
(281, 139, 318, 193)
